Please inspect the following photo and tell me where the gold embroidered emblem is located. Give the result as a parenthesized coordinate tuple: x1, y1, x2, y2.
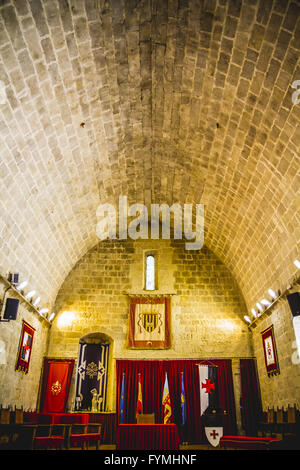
(51, 380, 61, 395)
(86, 362, 98, 379)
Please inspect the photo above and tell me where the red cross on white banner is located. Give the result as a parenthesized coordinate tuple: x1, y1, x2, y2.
(201, 378, 215, 394)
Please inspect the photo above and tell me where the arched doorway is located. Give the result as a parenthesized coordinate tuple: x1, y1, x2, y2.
(74, 332, 113, 412)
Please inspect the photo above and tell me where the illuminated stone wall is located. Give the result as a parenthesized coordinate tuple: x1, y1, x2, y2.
(251, 297, 300, 410)
(0, 280, 50, 410)
(47, 238, 252, 415)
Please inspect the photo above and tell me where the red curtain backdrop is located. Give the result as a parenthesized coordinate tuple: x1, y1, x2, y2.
(40, 358, 74, 413)
(240, 359, 262, 436)
(116, 359, 236, 443)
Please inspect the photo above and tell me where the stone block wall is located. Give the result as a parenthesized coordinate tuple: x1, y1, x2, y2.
(252, 296, 300, 410)
(0, 280, 50, 409)
(47, 238, 253, 412)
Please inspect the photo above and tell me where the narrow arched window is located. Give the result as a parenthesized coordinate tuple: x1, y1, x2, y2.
(145, 254, 156, 290)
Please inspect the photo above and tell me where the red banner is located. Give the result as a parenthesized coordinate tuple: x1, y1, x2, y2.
(261, 325, 280, 377)
(43, 360, 74, 413)
(15, 321, 35, 374)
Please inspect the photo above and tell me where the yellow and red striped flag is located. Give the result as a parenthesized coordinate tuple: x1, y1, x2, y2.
(136, 373, 143, 416)
(162, 373, 172, 423)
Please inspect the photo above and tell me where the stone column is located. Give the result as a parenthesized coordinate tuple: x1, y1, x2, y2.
(232, 358, 243, 435)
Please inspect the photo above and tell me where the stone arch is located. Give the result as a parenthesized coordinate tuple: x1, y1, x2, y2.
(74, 332, 115, 412)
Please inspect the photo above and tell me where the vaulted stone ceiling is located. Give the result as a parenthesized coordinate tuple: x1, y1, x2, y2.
(0, 0, 299, 312)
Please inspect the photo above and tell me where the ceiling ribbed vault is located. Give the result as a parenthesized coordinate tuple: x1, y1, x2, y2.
(0, 0, 299, 311)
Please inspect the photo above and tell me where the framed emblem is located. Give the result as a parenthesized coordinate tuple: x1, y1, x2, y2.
(129, 297, 171, 349)
(15, 320, 35, 374)
(261, 325, 280, 377)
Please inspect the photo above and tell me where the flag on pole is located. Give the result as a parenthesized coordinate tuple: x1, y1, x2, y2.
(198, 364, 219, 415)
(162, 373, 172, 423)
(136, 373, 143, 416)
(119, 372, 125, 423)
(181, 372, 187, 426)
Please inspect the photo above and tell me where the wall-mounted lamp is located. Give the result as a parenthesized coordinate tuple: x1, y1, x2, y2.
(32, 296, 40, 307)
(39, 308, 48, 315)
(261, 298, 272, 307)
(245, 260, 300, 326)
(16, 281, 28, 291)
(268, 288, 277, 299)
(251, 308, 257, 318)
(48, 312, 56, 322)
(25, 290, 35, 300)
(1, 274, 56, 325)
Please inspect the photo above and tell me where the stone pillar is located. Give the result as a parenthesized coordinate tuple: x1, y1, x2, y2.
(232, 358, 243, 435)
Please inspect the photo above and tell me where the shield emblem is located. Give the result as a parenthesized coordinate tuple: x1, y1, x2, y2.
(205, 426, 223, 447)
(142, 312, 158, 333)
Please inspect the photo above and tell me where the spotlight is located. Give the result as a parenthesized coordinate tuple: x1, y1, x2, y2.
(48, 312, 55, 322)
(25, 290, 35, 300)
(268, 289, 277, 299)
(251, 308, 257, 318)
(39, 308, 48, 315)
(244, 315, 251, 323)
(32, 296, 40, 307)
(261, 298, 272, 306)
(16, 281, 28, 291)
(256, 302, 264, 312)
(294, 259, 300, 269)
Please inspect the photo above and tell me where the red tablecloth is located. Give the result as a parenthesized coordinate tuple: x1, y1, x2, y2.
(220, 435, 280, 450)
(116, 424, 180, 450)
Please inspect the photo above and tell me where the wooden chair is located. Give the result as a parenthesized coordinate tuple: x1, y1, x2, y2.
(14, 409, 24, 424)
(85, 424, 102, 450)
(15, 425, 37, 450)
(34, 424, 67, 450)
(275, 407, 284, 439)
(68, 423, 102, 450)
(136, 413, 155, 424)
(257, 410, 267, 437)
(49, 424, 67, 450)
(287, 405, 296, 423)
(68, 424, 88, 449)
(33, 424, 52, 449)
(0, 408, 10, 424)
(265, 408, 275, 437)
(285, 405, 297, 437)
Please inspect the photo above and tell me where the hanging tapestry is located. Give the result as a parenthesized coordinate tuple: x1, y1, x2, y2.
(75, 343, 109, 411)
(42, 359, 74, 413)
(129, 297, 171, 349)
(15, 320, 35, 374)
(261, 325, 280, 377)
